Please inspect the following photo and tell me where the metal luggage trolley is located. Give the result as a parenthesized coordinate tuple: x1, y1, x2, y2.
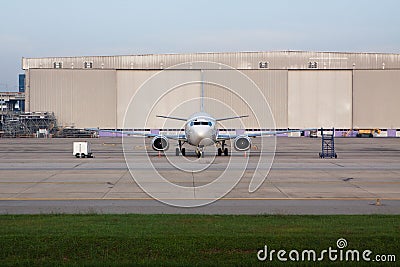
(319, 128, 337, 158)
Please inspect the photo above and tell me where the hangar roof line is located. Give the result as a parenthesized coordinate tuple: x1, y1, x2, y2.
(22, 51, 400, 71)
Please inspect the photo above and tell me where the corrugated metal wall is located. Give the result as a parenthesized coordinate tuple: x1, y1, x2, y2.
(116, 70, 157, 129)
(24, 52, 400, 130)
(117, 69, 286, 129)
(117, 70, 201, 129)
(202, 70, 276, 129)
(288, 70, 352, 129)
(22, 51, 400, 71)
(29, 69, 116, 128)
(204, 85, 239, 128)
(242, 70, 287, 128)
(203, 78, 256, 129)
(353, 70, 400, 129)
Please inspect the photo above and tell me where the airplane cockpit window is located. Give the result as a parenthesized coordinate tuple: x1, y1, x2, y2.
(192, 121, 211, 126)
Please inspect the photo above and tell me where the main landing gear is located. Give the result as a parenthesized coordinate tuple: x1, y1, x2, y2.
(175, 141, 229, 158)
(217, 140, 229, 156)
(175, 140, 186, 156)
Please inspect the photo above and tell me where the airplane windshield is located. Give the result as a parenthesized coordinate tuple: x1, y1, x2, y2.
(190, 121, 212, 126)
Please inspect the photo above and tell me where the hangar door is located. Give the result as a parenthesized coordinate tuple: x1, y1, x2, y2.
(288, 70, 352, 129)
(29, 69, 117, 129)
(353, 70, 400, 129)
(117, 70, 201, 129)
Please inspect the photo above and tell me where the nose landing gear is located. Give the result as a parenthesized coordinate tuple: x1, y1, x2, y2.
(195, 147, 204, 158)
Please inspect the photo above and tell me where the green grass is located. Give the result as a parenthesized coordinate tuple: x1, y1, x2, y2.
(0, 214, 399, 266)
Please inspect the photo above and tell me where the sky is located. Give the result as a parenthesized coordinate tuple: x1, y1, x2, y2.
(1, 0, 399, 91)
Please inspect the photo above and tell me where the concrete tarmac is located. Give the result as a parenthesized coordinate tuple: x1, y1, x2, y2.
(0, 137, 399, 214)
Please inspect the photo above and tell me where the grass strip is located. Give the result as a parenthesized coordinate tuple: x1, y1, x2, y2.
(0, 214, 399, 266)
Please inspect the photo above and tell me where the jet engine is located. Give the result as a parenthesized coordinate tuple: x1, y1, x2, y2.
(151, 136, 169, 151)
(234, 135, 251, 151)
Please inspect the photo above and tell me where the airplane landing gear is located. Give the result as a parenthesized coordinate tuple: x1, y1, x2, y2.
(217, 141, 229, 156)
(195, 147, 204, 158)
(224, 147, 229, 156)
(176, 140, 186, 156)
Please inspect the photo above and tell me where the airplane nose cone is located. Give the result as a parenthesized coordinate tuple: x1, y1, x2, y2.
(191, 127, 214, 146)
(196, 128, 208, 138)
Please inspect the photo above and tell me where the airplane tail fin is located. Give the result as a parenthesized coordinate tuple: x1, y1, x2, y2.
(200, 70, 204, 112)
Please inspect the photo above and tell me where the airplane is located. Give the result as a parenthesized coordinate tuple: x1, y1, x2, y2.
(90, 78, 315, 158)
(153, 111, 249, 158)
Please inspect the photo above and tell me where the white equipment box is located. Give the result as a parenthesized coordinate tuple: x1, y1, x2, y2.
(73, 142, 93, 158)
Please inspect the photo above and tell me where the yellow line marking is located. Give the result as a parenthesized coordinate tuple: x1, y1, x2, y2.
(269, 181, 400, 184)
(0, 197, 400, 201)
(102, 143, 117, 146)
(0, 182, 117, 185)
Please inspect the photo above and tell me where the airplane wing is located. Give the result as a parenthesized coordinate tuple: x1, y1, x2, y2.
(247, 128, 317, 137)
(216, 128, 317, 141)
(215, 115, 249, 122)
(156, 115, 187, 121)
(85, 128, 187, 141)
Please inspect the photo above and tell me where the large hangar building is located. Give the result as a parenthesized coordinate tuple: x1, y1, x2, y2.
(22, 51, 400, 132)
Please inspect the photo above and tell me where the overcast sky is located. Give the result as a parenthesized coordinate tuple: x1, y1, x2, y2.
(1, 0, 399, 91)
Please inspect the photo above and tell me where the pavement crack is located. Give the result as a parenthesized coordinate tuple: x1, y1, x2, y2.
(332, 163, 345, 167)
(14, 172, 58, 198)
(342, 177, 354, 182)
(270, 181, 290, 198)
(73, 163, 84, 169)
(101, 170, 128, 199)
(346, 179, 379, 198)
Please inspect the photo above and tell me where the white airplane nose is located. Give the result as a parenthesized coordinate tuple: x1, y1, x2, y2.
(191, 127, 213, 146)
(196, 128, 208, 138)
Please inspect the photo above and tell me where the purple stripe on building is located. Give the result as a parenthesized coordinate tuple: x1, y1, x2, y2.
(99, 131, 124, 137)
(334, 131, 346, 137)
(151, 129, 160, 135)
(387, 129, 396, 137)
